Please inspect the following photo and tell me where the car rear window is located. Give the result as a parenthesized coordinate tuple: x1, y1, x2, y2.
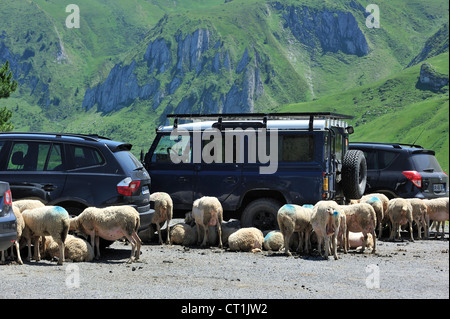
(114, 151, 144, 172)
(411, 153, 443, 172)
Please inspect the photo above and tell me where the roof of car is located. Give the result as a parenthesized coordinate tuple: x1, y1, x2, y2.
(349, 142, 435, 155)
(0, 132, 132, 151)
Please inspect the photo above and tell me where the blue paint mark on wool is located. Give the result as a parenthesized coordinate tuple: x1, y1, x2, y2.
(367, 197, 381, 204)
(264, 232, 274, 241)
(52, 206, 69, 217)
(283, 204, 296, 215)
(303, 204, 314, 209)
(333, 211, 339, 216)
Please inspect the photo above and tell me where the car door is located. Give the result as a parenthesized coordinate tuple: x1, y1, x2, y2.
(0, 140, 67, 203)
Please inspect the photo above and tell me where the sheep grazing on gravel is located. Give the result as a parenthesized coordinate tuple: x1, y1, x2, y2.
(228, 227, 264, 252)
(169, 223, 197, 246)
(425, 197, 449, 239)
(386, 198, 414, 242)
(352, 196, 384, 238)
(341, 203, 377, 254)
(277, 204, 312, 256)
(13, 199, 45, 213)
(311, 201, 342, 260)
(192, 196, 223, 248)
(1, 206, 25, 265)
(22, 206, 70, 265)
(406, 198, 429, 239)
(69, 205, 142, 263)
(263, 230, 284, 252)
(150, 192, 173, 245)
(41, 234, 94, 262)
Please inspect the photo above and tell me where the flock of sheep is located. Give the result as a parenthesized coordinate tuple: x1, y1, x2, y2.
(1, 192, 449, 265)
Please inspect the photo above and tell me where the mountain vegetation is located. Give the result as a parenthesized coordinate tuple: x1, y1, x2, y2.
(0, 0, 448, 172)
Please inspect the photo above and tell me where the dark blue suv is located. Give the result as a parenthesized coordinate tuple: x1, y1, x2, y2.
(144, 113, 366, 230)
(0, 132, 153, 230)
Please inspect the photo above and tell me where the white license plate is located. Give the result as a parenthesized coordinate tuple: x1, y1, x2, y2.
(433, 184, 445, 192)
(142, 186, 150, 195)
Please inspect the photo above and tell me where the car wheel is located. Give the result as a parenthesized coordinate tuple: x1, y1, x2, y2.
(342, 150, 367, 199)
(241, 198, 281, 231)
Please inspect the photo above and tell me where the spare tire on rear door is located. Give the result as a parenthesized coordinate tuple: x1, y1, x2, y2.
(342, 149, 367, 199)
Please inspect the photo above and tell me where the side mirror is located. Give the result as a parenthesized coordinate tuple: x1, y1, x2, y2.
(346, 126, 354, 134)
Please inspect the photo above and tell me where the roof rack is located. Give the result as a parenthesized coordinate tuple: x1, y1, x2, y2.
(0, 132, 111, 142)
(350, 142, 424, 149)
(167, 112, 354, 130)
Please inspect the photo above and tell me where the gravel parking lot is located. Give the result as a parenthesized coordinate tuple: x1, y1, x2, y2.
(1, 223, 448, 304)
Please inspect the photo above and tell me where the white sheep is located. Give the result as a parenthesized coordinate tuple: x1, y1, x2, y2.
(406, 198, 429, 239)
(348, 232, 374, 250)
(311, 200, 342, 260)
(41, 234, 94, 262)
(386, 198, 414, 242)
(12, 199, 45, 213)
(263, 230, 284, 251)
(1, 206, 25, 265)
(341, 203, 377, 253)
(150, 192, 173, 244)
(169, 223, 197, 246)
(277, 204, 312, 256)
(425, 197, 449, 239)
(192, 196, 223, 248)
(21, 206, 70, 265)
(352, 195, 384, 238)
(69, 205, 142, 263)
(227, 227, 264, 252)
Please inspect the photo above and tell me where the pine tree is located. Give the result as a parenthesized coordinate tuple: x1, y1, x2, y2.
(0, 60, 18, 131)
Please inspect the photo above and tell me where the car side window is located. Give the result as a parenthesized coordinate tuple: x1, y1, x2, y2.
(362, 150, 378, 170)
(7, 142, 63, 171)
(152, 134, 192, 163)
(67, 144, 105, 169)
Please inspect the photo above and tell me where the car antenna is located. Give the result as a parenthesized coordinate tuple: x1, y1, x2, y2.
(412, 126, 426, 147)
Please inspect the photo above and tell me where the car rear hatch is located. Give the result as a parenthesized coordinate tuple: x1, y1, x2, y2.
(408, 150, 449, 198)
(0, 182, 17, 250)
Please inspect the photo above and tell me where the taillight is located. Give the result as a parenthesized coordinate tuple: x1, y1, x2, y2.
(4, 189, 12, 205)
(402, 170, 422, 188)
(117, 178, 141, 196)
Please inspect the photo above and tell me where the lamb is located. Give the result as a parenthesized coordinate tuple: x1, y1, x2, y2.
(192, 196, 223, 248)
(263, 230, 284, 252)
(227, 227, 264, 252)
(69, 205, 142, 263)
(386, 198, 414, 242)
(311, 200, 342, 260)
(424, 197, 449, 239)
(406, 198, 429, 239)
(341, 203, 377, 253)
(1, 206, 25, 265)
(21, 206, 70, 265)
(41, 234, 94, 262)
(277, 204, 312, 256)
(150, 192, 173, 244)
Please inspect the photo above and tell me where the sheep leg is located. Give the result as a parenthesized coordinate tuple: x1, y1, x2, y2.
(33, 236, 41, 261)
(440, 221, 445, 239)
(125, 233, 136, 263)
(15, 241, 23, 265)
(55, 240, 65, 265)
(408, 221, 414, 242)
(297, 231, 304, 254)
(323, 235, 330, 260)
(304, 230, 310, 255)
(26, 237, 32, 262)
(217, 223, 223, 249)
(95, 236, 101, 259)
(361, 233, 367, 253)
(201, 225, 208, 247)
(156, 222, 163, 245)
(166, 219, 171, 244)
(196, 224, 202, 246)
(331, 234, 338, 260)
(283, 231, 292, 256)
(371, 230, 377, 254)
(132, 231, 142, 260)
(1, 250, 4, 264)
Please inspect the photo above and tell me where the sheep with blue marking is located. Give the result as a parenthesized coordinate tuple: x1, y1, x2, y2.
(263, 230, 284, 251)
(311, 201, 342, 260)
(21, 206, 70, 265)
(277, 204, 312, 256)
(69, 205, 142, 263)
(351, 193, 388, 237)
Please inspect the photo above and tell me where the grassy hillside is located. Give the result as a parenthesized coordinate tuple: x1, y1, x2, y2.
(279, 52, 449, 173)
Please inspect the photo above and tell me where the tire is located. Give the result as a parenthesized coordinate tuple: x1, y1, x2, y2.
(241, 198, 281, 231)
(342, 150, 367, 199)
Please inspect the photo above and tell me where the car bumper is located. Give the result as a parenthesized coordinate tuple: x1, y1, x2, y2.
(134, 203, 154, 231)
(0, 231, 17, 251)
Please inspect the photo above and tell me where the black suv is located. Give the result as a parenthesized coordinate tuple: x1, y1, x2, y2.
(349, 142, 449, 199)
(144, 113, 366, 230)
(0, 181, 17, 252)
(0, 132, 153, 230)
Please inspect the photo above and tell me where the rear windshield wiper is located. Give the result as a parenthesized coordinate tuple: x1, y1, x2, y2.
(423, 168, 435, 173)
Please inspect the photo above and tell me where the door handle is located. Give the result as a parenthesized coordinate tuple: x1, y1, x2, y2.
(43, 184, 57, 191)
(225, 176, 237, 183)
(177, 176, 188, 182)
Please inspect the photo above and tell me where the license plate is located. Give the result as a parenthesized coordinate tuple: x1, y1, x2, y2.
(433, 184, 445, 192)
(142, 186, 150, 195)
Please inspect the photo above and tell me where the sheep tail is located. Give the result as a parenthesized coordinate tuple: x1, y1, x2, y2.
(61, 220, 69, 243)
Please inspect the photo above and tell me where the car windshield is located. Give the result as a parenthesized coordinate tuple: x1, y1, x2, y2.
(114, 151, 144, 172)
(411, 153, 443, 172)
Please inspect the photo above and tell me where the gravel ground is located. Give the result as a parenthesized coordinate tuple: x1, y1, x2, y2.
(1, 222, 448, 302)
